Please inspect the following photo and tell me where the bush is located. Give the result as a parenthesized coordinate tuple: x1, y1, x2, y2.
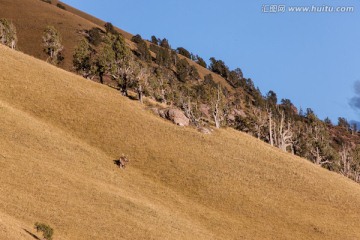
(56, 3, 66, 10)
(34, 222, 54, 240)
(41, 0, 52, 4)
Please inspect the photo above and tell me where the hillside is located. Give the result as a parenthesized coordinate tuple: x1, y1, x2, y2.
(0, 0, 231, 89)
(2, 44, 360, 240)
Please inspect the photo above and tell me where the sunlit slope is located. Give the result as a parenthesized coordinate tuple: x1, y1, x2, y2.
(0, 0, 100, 70)
(1, 45, 360, 239)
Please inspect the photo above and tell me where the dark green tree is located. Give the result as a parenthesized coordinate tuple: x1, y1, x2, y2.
(195, 55, 207, 68)
(209, 57, 230, 79)
(159, 38, 170, 49)
(73, 39, 93, 78)
(131, 34, 151, 62)
(176, 47, 191, 58)
(150, 35, 158, 45)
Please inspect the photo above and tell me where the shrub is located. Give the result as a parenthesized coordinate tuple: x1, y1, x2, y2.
(41, 0, 52, 4)
(34, 222, 54, 240)
(56, 3, 66, 10)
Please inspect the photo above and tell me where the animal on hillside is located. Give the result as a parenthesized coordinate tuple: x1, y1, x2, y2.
(114, 154, 129, 169)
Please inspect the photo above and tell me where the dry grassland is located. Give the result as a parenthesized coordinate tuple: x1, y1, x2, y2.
(1, 46, 360, 239)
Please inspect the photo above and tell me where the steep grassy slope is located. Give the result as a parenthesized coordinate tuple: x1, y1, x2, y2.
(1, 46, 360, 239)
(0, 0, 233, 90)
(0, 0, 100, 70)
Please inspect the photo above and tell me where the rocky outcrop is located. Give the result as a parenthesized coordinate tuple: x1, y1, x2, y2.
(159, 108, 190, 127)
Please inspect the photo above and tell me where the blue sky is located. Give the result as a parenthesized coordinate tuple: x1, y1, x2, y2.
(62, 0, 360, 123)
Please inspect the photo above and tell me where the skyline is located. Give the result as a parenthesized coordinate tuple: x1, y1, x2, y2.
(62, 0, 360, 123)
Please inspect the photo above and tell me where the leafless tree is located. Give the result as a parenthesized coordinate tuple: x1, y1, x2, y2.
(277, 111, 294, 153)
(135, 65, 150, 104)
(267, 108, 274, 146)
(252, 107, 267, 139)
(212, 84, 223, 129)
(339, 144, 352, 177)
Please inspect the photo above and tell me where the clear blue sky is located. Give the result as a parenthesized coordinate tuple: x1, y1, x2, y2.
(62, 0, 360, 123)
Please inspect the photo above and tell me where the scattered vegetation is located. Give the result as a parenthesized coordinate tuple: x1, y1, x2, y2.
(34, 222, 54, 240)
(71, 22, 360, 183)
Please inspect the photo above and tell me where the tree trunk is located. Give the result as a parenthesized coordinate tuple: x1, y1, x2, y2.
(268, 110, 274, 146)
(137, 85, 143, 104)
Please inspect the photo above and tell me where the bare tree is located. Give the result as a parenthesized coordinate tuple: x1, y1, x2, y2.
(267, 108, 274, 146)
(252, 107, 267, 139)
(134, 64, 150, 104)
(212, 84, 223, 129)
(339, 144, 352, 177)
(277, 111, 293, 153)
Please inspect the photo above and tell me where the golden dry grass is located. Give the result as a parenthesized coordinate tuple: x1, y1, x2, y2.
(1, 45, 360, 239)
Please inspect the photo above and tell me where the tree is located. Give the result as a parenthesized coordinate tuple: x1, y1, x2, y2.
(131, 34, 151, 62)
(93, 40, 115, 84)
(159, 38, 170, 49)
(42, 26, 64, 64)
(155, 47, 171, 67)
(266, 90, 277, 107)
(73, 39, 93, 78)
(209, 57, 230, 79)
(338, 117, 350, 130)
(0, 19, 17, 49)
(150, 35, 158, 45)
(34, 222, 53, 240)
(134, 63, 150, 104)
(176, 59, 190, 82)
(305, 121, 335, 166)
(176, 47, 191, 58)
(211, 84, 225, 128)
(110, 33, 132, 94)
(275, 110, 294, 153)
(339, 143, 352, 177)
(104, 22, 117, 35)
(195, 55, 207, 68)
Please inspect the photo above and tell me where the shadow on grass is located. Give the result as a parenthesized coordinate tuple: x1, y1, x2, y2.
(23, 229, 40, 240)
